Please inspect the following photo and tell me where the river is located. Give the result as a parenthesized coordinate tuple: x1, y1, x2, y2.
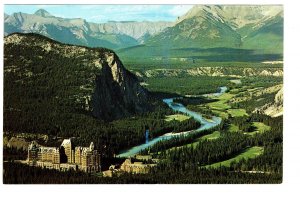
(116, 86, 227, 158)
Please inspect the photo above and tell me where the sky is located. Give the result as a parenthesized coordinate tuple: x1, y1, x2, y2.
(4, 5, 193, 23)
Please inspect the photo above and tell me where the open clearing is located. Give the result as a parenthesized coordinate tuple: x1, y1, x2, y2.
(228, 124, 239, 132)
(246, 122, 271, 136)
(166, 131, 221, 151)
(212, 109, 229, 119)
(253, 122, 271, 132)
(204, 146, 264, 168)
(230, 79, 242, 84)
(207, 93, 233, 110)
(165, 114, 190, 122)
(200, 131, 221, 141)
(227, 109, 248, 117)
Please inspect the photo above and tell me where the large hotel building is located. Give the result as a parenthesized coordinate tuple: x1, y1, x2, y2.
(27, 139, 101, 173)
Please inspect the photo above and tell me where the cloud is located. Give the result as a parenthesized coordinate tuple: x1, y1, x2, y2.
(88, 14, 106, 20)
(35, 5, 62, 9)
(78, 5, 99, 10)
(168, 5, 193, 17)
(87, 5, 170, 22)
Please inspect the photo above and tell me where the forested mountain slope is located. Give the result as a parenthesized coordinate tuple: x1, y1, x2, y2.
(4, 33, 151, 128)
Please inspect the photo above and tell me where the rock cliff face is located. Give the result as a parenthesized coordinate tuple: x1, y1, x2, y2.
(253, 85, 283, 117)
(4, 33, 150, 121)
(91, 52, 149, 120)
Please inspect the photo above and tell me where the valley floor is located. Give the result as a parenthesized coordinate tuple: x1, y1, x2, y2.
(3, 63, 283, 184)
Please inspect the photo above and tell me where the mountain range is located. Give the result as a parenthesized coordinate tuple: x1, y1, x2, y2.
(4, 5, 283, 56)
(118, 5, 283, 62)
(4, 9, 173, 50)
(152, 5, 283, 48)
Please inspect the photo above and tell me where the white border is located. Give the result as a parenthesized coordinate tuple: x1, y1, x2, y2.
(1, 0, 300, 197)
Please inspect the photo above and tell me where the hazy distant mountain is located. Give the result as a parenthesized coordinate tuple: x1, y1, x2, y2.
(4, 12, 9, 20)
(33, 8, 54, 17)
(90, 21, 173, 42)
(4, 9, 173, 49)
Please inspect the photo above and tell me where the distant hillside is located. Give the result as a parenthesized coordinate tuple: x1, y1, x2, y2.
(146, 6, 242, 49)
(178, 5, 283, 52)
(4, 9, 173, 49)
(240, 12, 283, 53)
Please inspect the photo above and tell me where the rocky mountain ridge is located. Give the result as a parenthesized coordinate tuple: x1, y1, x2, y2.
(4, 33, 151, 121)
(4, 9, 173, 49)
(91, 21, 173, 41)
(134, 67, 283, 78)
(5, 5, 283, 53)
(176, 5, 282, 29)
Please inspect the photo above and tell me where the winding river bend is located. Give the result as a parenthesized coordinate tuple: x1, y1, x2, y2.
(117, 87, 228, 158)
